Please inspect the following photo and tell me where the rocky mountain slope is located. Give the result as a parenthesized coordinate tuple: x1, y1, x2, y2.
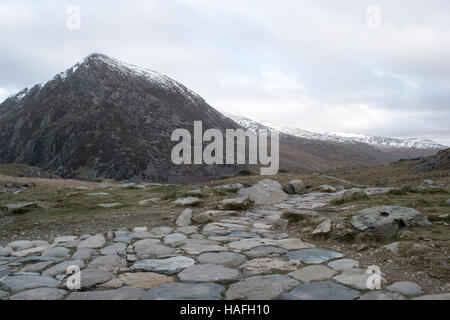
(0, 54, 242, 183)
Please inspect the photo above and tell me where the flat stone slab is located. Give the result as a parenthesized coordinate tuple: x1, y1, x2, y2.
(20, 261, 55, 273)
(197, 252, 248, 268)
(142, 282, 225, 300)
(100, 243, 127, 255)
(72, 248, 96, 261)
(237, 179, 288, 205)
(42, 259, 85, 277)
(0, 290, 8, 299)
(42, 247, 70, 258)
(150, 227, 173, 237)
(288, 265, 337, 283)
(274, 239, 315, 250)
(4, 202, 37, 213)
(225, 275, 299, 300)
(7, 240, 49, 251)
(8, 288, 68, 300)
(332, 269, 374, 290)
(131, 256, 195, 275)
(280, 281, 360, 300)
(181, 244, 227, 255)
(98, 203, 121, 208)
(286, 248, 343, 264)
(78, 269, 113, 289)
(118, 272, 172, 289)
(87, 254, 127, 273)
(327, 259, 359, 271)
(77, 234, 106, 249)
(67, 286, 146, 300)
(163, 233, 187, 246)
(178, 264, 242, 283)
(1, 275, 60, 292)
(227, 238, 277, 251)
(135, 244, 175, 259)
(244, 246, 288, 258)
(172, 197, 202, 207)
(386, 281, 422, 296)
(239, 258, 301, 276)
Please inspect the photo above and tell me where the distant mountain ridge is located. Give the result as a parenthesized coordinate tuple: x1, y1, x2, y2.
(223, 112, 446, 151)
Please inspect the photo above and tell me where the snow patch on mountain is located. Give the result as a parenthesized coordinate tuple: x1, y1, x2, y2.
(223, 111, 447, 150)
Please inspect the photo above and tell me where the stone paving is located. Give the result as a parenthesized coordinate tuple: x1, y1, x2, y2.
(0, 189, 448, 300)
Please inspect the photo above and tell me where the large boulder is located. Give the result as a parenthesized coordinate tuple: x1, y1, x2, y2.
(237, 179, 288, 205)
(282, 179, 305, 195)
(351, 206, 432, 239)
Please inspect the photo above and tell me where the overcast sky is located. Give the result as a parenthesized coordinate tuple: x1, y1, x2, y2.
(1, 0, 449, 145)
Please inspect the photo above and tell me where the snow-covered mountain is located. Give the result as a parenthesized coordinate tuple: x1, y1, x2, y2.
(223, 112, 447, 150)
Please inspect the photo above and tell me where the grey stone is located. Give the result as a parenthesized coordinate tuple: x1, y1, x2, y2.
(9, 288, 68, 300)
(20, 261, 55, 273)
(67, 286, 145, 300)
(4, 202, 37, 213)
(150, 227, 173, 236)
(17, 256, 63, 264)
(282, 179, 305, 195)
(176, 208, 192, 226)
(288, 265, 337, 283)
(42, 259, 85, 277)
(98, 203, 121, 208)
(78, 269, 113, 289)
(7, 240, 49, 251)
(142, 282, 224, 300)
(229, 231, 259, 239)
(87, 254, 127, 273)
(172, 197, 202, 207)
(163, 233, 187, 246)
(332, 269, 375, 290)
(386, 281, 422, 296)
(244, 245, 287, 258)
(135, 244, 175, 259)
(100, 243, 127, 255)
(178, 264, 242, 283)
(237, 179, 288, 205)
(0, 290, 8, 299)
(360, 291, 405, 300)
(239, 258, 301, 276)
(0, 247, 12, 257)
(41, 247, 70, 258)
(351, 206, 432, 239)
(131, 256, 195, 274)
(181, 244, 227, 255)
(77, 234, 106, 249)
(280, 281, 360, 300)
(53, 236, 77, 245)
(1, 275, 60, 292)
(197, 252, 248, 268)
(175, 226, 198, 235)
(327, 259, 359, 271)
(72, 248, 96, 260)
(225, 275, 299, 300)
(312, 219, 331, 235)
(286, 248, 343, 264)
(218, 198, 252, 211)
